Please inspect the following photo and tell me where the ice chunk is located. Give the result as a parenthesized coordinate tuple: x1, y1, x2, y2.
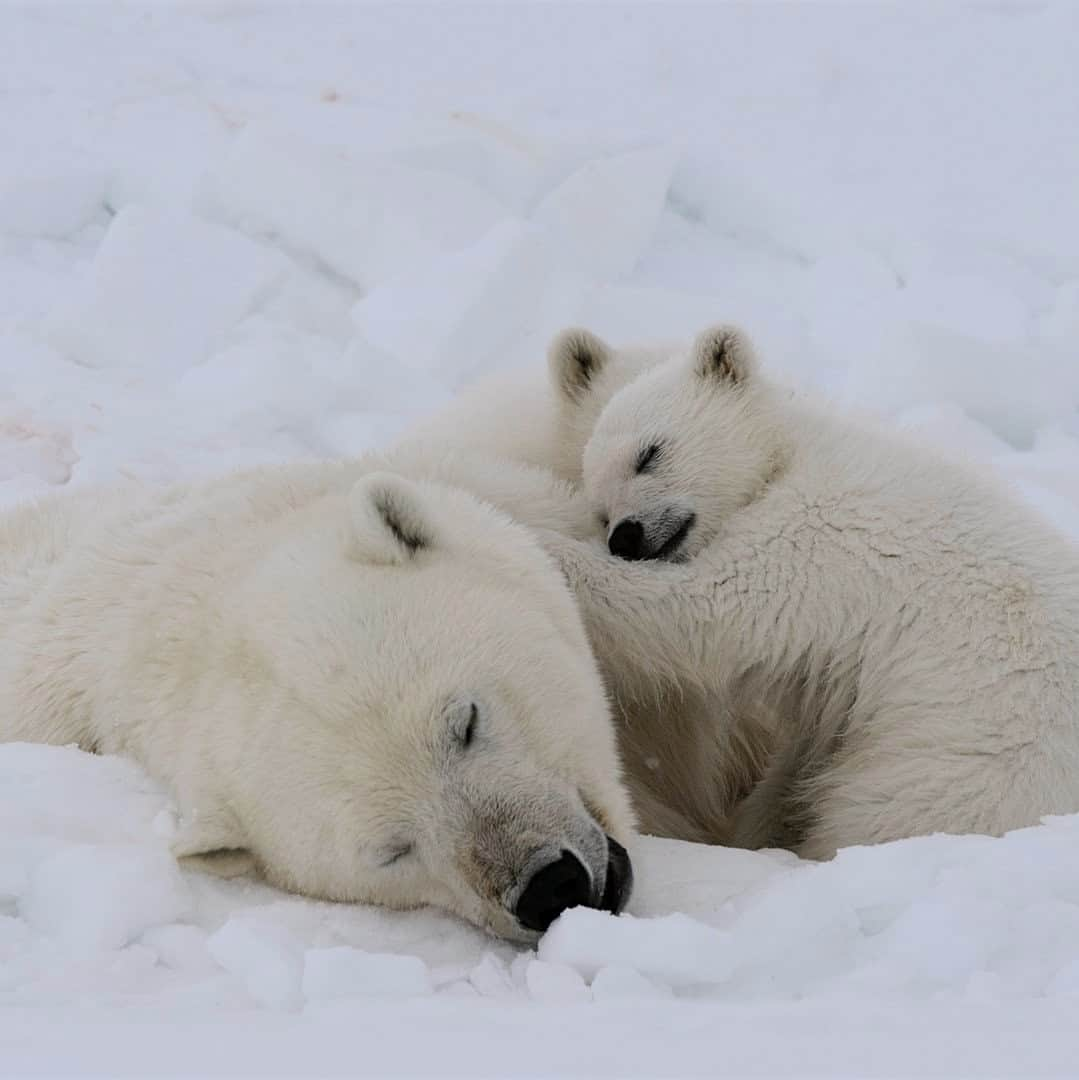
(352, 219, 585, 386)
(843, 321, 1078, 448)
(468, 951, 516, 999)
(207, 916, 305, 1010)
(140, 923, 219, 975)
(302, 946, 432, 1003)
(0, 168, 108, 239)
(22, 844, 190, 952)
(1038, 279, 1079, 352)
(539, 908, 736, 989)
(391, 126, 545, 216)
(200, 126, 508, 289)
(590, 965, 673, 1001)
(532, 143, 680, 279)
(524, 959, 590, 1003)
(92, 98, 234, 211)
(50, 206, 287, 376)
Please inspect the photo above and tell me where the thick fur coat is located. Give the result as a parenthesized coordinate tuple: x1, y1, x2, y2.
(544, 325, 1079, 857)
(0, 452, 635, 939)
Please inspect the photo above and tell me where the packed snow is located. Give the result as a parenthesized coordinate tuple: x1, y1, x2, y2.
(2, 2, 1079, 1075)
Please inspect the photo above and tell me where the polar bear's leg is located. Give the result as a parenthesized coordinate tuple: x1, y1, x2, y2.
(731, 703, 852, 853)
(796, 739, 1033, 859)
(731, 739, 811, 852)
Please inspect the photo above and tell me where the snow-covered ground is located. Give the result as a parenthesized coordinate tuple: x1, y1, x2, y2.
(3, 2, 1079, 1075)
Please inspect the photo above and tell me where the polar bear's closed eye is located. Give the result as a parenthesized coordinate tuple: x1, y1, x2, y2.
(448, 700, 479, 749)
(375, 841, 413, 868)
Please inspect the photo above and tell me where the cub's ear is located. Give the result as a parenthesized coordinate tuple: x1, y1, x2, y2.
(548, 327, 612, 403)
(349, 472, 434, 565)
(692, 325, 757, 386)
(170, 808, 256, 880)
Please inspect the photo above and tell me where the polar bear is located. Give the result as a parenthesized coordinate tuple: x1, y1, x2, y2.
(542, 322, 1079, 858)
(0, 453, 635, 940)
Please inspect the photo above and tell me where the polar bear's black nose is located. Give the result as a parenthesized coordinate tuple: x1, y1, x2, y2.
(514, 850, 592, 933)
(599, 836, 633, 915)
(609, 519, 646, 560)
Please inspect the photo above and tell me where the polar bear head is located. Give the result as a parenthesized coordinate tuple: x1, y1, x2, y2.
(552, 324, 786, 562)
(172, 472, 635, 942)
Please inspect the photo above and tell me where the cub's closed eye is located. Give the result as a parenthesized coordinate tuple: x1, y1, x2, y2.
(380, 843, 413, 867)
(635, 442, 663, 475)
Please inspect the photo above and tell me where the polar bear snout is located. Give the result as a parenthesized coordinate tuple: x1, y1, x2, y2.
(511, 836, 632, 934)
(609, 510, 696, 562)
(608, 518, 646, 560)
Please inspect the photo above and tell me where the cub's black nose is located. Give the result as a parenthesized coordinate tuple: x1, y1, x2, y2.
(608, 518, 646, 560)
(514, 850, 591, 933)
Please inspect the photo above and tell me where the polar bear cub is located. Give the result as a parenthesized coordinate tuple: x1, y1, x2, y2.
(545, 323, 1079, 857)
(0, 455, 634, 940)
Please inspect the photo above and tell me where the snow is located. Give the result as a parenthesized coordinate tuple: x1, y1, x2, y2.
(2, 1, 1079, 1075)
(302, 947, 433, 1004)
(207, 917, 307, 1011)
(523, 960, 591, 1004)
(51, 205, 288, 374)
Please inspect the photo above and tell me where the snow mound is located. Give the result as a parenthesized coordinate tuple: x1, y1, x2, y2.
(200, 126, 510, 290)
(532, 143, 680, 279)
(23, 845, 190, 953)
(0, 168, 108, 240)
(7, 743, 1079, 1016)
(353, 219, 584, 386)
(49, 206, 287, 376)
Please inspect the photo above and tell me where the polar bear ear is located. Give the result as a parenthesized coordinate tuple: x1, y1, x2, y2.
(692, 325, 757, 386)
(349, 472, 434, 566)
(170, 809, 256, 880)
(548, 327, 612, 403)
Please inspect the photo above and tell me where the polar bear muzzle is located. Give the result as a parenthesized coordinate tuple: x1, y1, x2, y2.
(608, 510, 696, 562)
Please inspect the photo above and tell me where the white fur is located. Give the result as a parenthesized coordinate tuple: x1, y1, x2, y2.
(544, 324, 1079, 857)
(0, 452, 635, 940)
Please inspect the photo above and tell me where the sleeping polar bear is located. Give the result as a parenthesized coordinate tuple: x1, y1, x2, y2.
(0, 452, 634, 941)
(542, 322, 1079, 858)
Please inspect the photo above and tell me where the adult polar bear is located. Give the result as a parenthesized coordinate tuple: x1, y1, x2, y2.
(543, 323, 1079, 857)
(0, 452, 634, 941)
